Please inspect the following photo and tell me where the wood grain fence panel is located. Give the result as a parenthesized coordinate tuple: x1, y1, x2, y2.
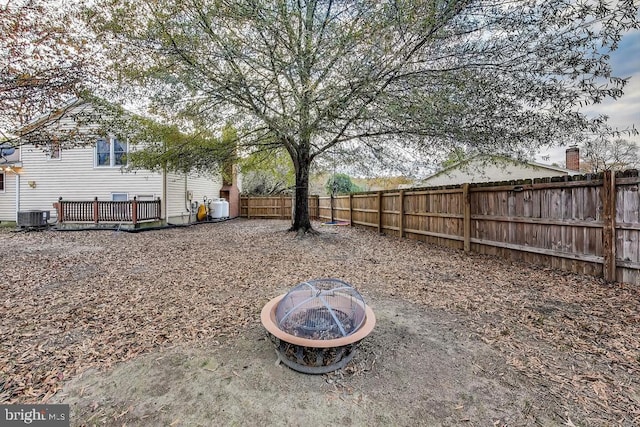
(318, 196, 331, 220)
(562, 188, 572, 220)
(333, 196, 351, 222)
(571, 187, 582, 220)
(532, 189, 542, 218)
(350, 194, 378, 229)
(616, 183, 640, 282)
(381, 193, 399, 235)
(241, 172, 640, 283)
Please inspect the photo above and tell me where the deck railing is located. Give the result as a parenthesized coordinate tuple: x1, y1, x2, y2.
(54, 197, 162, 225)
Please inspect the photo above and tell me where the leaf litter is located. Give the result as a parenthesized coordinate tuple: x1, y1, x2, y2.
(0, 219, 639, 426)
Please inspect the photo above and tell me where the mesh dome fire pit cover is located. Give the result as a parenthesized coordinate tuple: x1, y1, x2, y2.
(275, 279, 366, 340)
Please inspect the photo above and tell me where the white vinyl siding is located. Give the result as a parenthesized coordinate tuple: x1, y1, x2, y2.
(0, 172, 16, 221)
(166, 173, 190, 223)
(17, 144, 162, 220)
(165, 171, 222, 223)
(188, 171, 222, 206)
(0, 102, 226, 223)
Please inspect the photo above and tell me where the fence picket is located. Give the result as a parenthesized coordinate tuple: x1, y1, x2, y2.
(240, 171, 640, 283)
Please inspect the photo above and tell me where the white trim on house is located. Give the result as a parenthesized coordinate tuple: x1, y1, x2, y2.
(47, 140, 62, 161)
(94, 137, 128, 168)
(111, 192, 129, 201)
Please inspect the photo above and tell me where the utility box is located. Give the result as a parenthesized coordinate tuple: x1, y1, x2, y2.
(17, 210, 50, 227)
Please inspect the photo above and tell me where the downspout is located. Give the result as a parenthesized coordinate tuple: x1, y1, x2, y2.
(184, 173, 190, 213)
(162, 165, 168, 223)
(15, 172, 20, 222)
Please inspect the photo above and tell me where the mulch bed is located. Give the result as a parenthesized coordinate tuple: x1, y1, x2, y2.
(1, 219, 639, 425)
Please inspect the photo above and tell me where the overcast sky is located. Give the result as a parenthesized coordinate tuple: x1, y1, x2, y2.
(536, 29, 640, 166)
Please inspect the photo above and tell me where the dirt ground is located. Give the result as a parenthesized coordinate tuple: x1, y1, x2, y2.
(1, 219, 639, 426)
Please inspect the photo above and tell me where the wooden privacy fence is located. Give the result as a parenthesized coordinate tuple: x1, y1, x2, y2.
(314, 170, 639, 284)
(54, 197, 162, 225)
(240, 195, 320, 220)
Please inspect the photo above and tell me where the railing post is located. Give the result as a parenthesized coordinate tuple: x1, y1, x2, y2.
(157, 197, 162, 220)
(463, 183, 471, 252)
(93, 197, 99, 224)
(57, 197, 64, 223)
(602, 170, 617, 282)
(132, 197, 138, 225)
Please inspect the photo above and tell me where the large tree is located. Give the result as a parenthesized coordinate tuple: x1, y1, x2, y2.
(1, 1, 97, 145)
(580, 138, 640, 173)
(86, 0, 638, 233)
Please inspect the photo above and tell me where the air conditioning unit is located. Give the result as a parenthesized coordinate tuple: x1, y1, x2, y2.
(17, 210, 50, 227)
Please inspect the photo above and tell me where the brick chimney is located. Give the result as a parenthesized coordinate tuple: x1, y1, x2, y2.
(566, 146, 580, 171)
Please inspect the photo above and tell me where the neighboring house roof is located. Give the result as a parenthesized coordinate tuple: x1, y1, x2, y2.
(421, 155, 579, 187)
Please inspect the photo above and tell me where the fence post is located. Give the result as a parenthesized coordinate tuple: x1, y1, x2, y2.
(399, 190, 405, 238)
(280, 195, 285, 219)
(132, 197, 138, 225)
(602, 170, 617, 282)
(330, 194, 334, 223)
(93, 197, 99, 224)
(463, 183, 471, 252)
(56, 197, 63, 223)
(247, 197, 251, 219)
(349, 193, 353, 226)
(377, 191, 383, 234)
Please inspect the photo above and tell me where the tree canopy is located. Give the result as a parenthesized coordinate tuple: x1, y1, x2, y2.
(580, 138, 640, 173)
(325, 173, 360, 196)
(240, 148, 295, 195)
(126, 122, 238, 175)
(1, 1, 97, 145)
(86, 0, 639, 232)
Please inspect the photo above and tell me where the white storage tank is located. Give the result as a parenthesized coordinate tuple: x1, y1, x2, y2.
(220, 198, 230, 218)
(209, 198, 225, 219)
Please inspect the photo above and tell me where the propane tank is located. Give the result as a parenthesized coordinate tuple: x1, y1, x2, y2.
(209, 198, 225, 219)
(220, 198, 230, 218)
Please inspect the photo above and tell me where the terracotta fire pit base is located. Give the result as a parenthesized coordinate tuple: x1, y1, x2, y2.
(261, 294, 376, 374)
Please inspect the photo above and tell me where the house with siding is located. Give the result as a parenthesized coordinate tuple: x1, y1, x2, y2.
(0, 100, 238, 225)
(419, 151, 580, 187)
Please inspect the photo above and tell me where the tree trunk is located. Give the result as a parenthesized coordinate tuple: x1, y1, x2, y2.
(290, 155, 313, 233)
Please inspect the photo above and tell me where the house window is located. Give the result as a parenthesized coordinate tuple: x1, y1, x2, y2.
(111, 193, 128, 201)
(48, 139, 61, 160)
(96, 137, 127, 167)
(0, 172, 4, 191)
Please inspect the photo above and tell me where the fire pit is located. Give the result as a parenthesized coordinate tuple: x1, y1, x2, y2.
(261, 279, 375, 374)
